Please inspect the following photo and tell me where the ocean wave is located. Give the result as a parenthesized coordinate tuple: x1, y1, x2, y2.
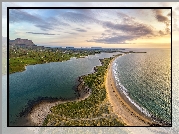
(112, 56, 152, 118)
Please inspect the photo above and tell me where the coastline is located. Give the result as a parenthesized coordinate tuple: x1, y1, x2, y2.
(18, 55, 118, 126)
(10, 53, 114, 126)
(26, 88, 91, 126)
(12, 53, 169, 126)
(18, 75, 92, 126)
(105, 55, 159, 126)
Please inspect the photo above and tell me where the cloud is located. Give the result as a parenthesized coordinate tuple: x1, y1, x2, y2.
(159, 30, 166, 36)
(64, 31, 77, 35)
(153, 9, 170, 26)
(9, 9, 43, 24)
(87, 35, 138, 44)
(167, 13, 171, 16)
(74, 28, 87, 32)
(8, 8, 171, 45)
(87, 10, 158, 44)
(156, 14, 168, 22)
(34, 24, 54, 31)
(153, 9, 171, 35)
(103, 21, 154, 36)
(26, 32, 57, 35)
(10, 9, 100, 32)
(9, 9, 69, 31)
(47, 16, 70, 27)
(116, 11, 135, 23)
(62, 11, 101, 25)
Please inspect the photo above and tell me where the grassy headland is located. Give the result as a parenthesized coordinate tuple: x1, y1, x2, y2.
(9, 46, 122, 74)
(9, 45, 125, 126)
(42, 54, 124, 126)
(9, 46, 100, 74)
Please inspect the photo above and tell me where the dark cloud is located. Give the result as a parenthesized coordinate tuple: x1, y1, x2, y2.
(87, 35, 138, 44)
(117, 11, 135, 23)
(159, 30, 165, 36)
(86, 10, 157, 44)
(102, 21, 154, 36)
(87, 10, 156, 44)
(156, 14, 168, 22)
(62, 11, 101, 25)
(153, 9, 170, 25)
(34, 24, 54, 31)
(153, 9, 171, 35)
(75, 28, 87, 32)
(64, 31, 77, 35)
(167, 13, 171, 16)
(69, 32, 77, 35)
(9, 9, 69, 31)
(9, 9, 43, 24)
(26, 32, 56, 35)
(165, 27, 170, 34)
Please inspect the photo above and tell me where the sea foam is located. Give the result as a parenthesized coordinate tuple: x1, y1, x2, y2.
(112, 55, 152, 118)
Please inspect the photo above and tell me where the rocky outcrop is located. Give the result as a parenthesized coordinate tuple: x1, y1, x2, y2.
(9, 38, 36, 46)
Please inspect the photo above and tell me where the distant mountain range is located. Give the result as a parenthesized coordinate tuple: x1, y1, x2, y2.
(9, 38, 36, 46)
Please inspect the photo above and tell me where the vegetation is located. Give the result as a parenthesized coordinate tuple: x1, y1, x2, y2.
(43, 54, 124, 126)
(9, 45, 124, 126)
(9, 46, 102, 74)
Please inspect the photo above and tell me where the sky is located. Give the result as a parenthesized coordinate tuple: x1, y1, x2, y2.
(2, 2, 179, 48)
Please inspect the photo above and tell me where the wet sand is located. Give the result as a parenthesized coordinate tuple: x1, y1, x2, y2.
(105, 56, 156, 126)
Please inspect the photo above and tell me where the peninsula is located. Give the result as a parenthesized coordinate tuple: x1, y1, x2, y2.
(9, 38, 163, 126)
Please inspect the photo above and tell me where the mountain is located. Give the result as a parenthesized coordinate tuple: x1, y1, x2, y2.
(9, 38, 36, 46)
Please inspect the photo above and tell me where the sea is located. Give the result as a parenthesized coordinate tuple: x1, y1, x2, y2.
(8, 48, 171, 126)
(113, 48, 171, 124)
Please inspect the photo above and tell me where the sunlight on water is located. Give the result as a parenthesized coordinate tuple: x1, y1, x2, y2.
(112, 48, 171, 124)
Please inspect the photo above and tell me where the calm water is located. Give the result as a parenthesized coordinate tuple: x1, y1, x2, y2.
(113, 48, 171, 124)
(9, 52, 120, 126)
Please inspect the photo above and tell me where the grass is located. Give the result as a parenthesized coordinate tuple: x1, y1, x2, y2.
(9, 46, 101, 74)
(43, 54, 124, 126)
(9, 46, 124, 126)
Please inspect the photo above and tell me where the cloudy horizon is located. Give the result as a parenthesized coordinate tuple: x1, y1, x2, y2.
(3, 5, 176, 48)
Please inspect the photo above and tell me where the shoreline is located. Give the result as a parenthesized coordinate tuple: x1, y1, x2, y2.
(22, 66, 96, 126)
(12, 53, 170, 126)
(18, 55, 118, 126)
(28, 89, 91, 126)
(105, 55, 161, 126)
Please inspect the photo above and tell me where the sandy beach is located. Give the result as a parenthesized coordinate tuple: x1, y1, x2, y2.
(23, 55, 159, 126)
(105, 56, 156, 126)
